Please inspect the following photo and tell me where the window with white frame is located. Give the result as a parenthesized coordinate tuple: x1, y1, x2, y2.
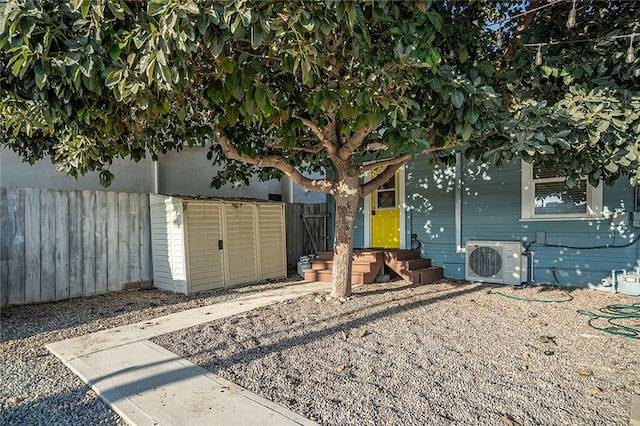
(521, 161, 602, 220)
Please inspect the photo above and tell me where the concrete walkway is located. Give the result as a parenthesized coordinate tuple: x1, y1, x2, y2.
(47, 281, 330, 425)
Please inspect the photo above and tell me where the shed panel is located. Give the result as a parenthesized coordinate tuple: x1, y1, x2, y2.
(150, 195, 187, 293)
(258, 203, 287, 280)
(224, 202, 258, 286)
(185, 202, 224, 292)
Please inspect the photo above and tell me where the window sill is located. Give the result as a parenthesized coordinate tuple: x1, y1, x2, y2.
(519, 216, 605, 222)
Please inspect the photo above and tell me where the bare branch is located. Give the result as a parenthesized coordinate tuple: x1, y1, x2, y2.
(293, 115, 338, 157)
(359, 145, 456, 196)
(497, 0, 540, 73)
(361, 161, 406, 197)
(339, 125, 371, 161)
(359, 145, 454, 174)
(213, 126, 334, 194)
(359, 153, 412, 175)
(291, 143, 324, 154)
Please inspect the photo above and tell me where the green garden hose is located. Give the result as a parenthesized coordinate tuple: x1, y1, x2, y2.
(496, 291, 574, 303)
(577, 304, 640, 339)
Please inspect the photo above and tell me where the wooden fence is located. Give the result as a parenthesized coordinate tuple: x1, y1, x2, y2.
(285, 203, 328, 270)
(1, 188, 152, 306)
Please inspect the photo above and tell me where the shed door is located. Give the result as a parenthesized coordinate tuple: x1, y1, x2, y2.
(257, 203, 286, 280)
(185, 202, 224, 292)
(224, 203, 258, 287)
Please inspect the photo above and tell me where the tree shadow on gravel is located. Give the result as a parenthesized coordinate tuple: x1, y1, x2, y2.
(0, 388, 120, 426)
(0, 278, 301, 342)
(183, 283, 483, 374)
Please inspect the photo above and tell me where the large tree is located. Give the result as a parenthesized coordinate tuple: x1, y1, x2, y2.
(1, 1, 639, 297)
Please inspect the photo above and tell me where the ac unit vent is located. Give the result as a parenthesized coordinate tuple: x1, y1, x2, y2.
(468, 246, 502, 278)
(465, 240, 527, 285)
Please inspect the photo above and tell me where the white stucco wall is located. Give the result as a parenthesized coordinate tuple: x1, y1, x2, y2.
(0, 148, 155, 193)
(281, 174, 327, 204)
(2, 146, 325, 202)
(156, 147, 283, 199)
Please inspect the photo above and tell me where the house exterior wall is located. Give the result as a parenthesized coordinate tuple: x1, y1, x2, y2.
(281, 174, 327, 204)
(1, 148, 155, 193)
(330, 156, 639, 290)
(406, 157, 638, 289)
(157, 147, 283, 199)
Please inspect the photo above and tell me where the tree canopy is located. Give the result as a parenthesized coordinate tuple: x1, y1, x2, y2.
(1, 0, 639, 296)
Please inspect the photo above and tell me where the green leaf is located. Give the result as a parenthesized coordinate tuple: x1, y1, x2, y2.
(451, 90, 464, 109)
(458, 47, 468, 63)
(597, 120, 610, 132)
(148, 0, 170, 17)
(109, 44, 121, 61)
(461, 122, 472, 141)
(426, 11, 443, 31)
(251, 27, 264, 49)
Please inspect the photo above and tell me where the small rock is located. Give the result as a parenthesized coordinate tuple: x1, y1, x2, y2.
(9, 396, 22, 404)
(544, 350, 554, 356)
(314, 297, 323, 303)
(335, 364, 346, 373)
(577, 369, 592, 377)
(501, 415, 522, 426)
(41, 360, 52, 368)
(338, 297, 347, 303)
(586, 387, 602, 394)
(359, 329, 368, 338)
(341, 331, 348, 340)
(521, 353, 530, 360)
(521, 365, 528, 371)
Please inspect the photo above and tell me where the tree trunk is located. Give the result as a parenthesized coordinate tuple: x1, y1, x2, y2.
(331, 181, 360, 298)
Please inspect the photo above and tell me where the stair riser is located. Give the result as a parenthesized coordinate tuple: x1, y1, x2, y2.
(408, 268, 444, 284)
(384, 249, 422, 261)
(386, 258, 432, 270)
(310, 261, 377, 273)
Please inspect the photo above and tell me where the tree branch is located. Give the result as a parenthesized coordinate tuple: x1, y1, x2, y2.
(294, 115, 338, 157)
(359, 145, 454, 174)
(497, 0, 540, 74)
(213, 126, 334, 194)
(291, 143, 324, 154)
(339, 125, 371, 161)
(359, 145, 456, 196)
(361, 161, 406, 198)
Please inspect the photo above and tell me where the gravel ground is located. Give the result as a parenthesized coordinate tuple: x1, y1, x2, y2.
(0, 277, 298, 425)
(152, 280, 640, 426)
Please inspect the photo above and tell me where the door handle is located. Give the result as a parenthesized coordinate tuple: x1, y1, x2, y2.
(218, 240, 223, 250)
(372, 210, 376, 216)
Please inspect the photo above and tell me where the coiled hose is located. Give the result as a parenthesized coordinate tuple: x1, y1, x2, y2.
(577, 304, 640, 339)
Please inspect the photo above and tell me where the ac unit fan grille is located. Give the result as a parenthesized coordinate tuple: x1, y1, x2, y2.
(468, 246, 502, 277)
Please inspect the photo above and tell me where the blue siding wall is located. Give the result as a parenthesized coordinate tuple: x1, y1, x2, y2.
(328, 156, 639, 290)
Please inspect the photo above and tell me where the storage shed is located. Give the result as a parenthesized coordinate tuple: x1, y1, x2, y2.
(150, 194, 287, 294)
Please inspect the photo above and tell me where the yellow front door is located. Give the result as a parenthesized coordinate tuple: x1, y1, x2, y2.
(371, 168, 400, 248)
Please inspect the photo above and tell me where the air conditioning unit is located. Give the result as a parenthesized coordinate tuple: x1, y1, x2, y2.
(465, 240, 527, 285)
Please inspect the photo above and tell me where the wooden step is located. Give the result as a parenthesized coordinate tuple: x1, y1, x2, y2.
(385, 258, 432, 270)
(395, 267, 444, 284)
(304, 250, 385, 284)
(309, 260, 380, 273)
(383, 249, 443, 285)
(310, 270, 374, 285)
(384, 249, 422, 261)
